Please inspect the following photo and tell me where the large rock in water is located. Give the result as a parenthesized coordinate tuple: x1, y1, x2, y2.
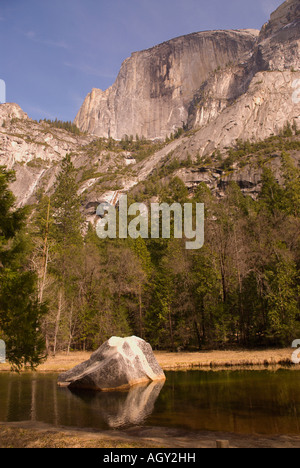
(57, 336, 166, 391)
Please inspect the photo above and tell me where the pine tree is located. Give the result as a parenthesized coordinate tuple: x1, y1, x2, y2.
(50, 155, 84, 353)
(52, 154, 83, 247)
(265, 258, 300, 345)
(0, 167, 47, 370)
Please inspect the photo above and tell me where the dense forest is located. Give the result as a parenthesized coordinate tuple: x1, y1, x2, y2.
(0, 128, 300, 369)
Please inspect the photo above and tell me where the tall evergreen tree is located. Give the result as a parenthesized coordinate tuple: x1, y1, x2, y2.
(52, 154, 83, 247)
(50, 155, 84, 353)
(0, 167, 46, 370)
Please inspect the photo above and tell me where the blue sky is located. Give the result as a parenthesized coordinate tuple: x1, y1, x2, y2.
(0, 0, 283, 123)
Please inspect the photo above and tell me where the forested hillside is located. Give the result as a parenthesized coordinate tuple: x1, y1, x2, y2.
(1, 127, 299, 368)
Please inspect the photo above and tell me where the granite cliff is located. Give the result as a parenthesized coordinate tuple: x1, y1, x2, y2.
(170, 0, 300, 160)
(75, 0, 299, 144)
(74, 29, 259, 140)
(0, 0, 299, 210)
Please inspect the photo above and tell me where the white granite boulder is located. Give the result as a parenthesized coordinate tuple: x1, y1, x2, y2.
(57, 336, 166, 391)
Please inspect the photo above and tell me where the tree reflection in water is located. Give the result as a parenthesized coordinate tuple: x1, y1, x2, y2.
(2, 370, 300, 435)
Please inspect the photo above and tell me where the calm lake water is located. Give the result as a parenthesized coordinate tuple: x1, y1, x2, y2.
(1, 369, 300, 435)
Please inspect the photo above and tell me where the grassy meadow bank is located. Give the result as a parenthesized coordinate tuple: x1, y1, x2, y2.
(0, 348, 297, 372)
(1, 421, 300, 449)
(1, 348, 300, 449)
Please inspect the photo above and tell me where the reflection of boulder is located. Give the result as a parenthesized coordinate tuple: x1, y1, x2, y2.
(69, 380, 165, 428)
(58, 336, 166, 391)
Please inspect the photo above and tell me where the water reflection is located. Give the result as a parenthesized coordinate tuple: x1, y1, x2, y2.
(0, 373, 165, 430)
(68, 380, 165, 428)
(1, 370, 300, 435)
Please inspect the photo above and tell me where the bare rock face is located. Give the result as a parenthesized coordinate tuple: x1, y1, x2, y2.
(255, 0, 300, 71)
(1, 1, 299, 211)
(74, 0, 299, 144)
(74, 30, 259, 140)
(57, 336, 166, 391)
(0, 103, 28, 124)
(184, 0, 300, 155)
(182, 70, 300, 159)
(259, 0, 300, 41)
(0, 103, 92, 169)
(0, 103, 94, 207)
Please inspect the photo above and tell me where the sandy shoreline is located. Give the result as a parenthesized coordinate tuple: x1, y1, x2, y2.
(0, 347, 296, 373)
